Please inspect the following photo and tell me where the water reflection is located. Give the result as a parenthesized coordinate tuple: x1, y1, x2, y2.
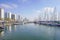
(14, 25, 17, 31)
(11, 25, 17, 31)
(0, 31, 4, 37)
(9, 26, 12, 32)
(4, 25, 17, 32)
(0, 24, 60, 40)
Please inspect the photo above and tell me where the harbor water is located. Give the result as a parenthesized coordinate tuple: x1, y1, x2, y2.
(0, 23, 60, 40)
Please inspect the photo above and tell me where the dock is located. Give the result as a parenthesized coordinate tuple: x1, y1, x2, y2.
(34, 21, 60, 26)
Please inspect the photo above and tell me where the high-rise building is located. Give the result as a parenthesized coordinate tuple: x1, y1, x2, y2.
(17, 15, 20, 20)
(41, 7, 57, 21)
(4, 12, 11, 19)
(11, 14, 16, 20)
(0, 8, 4, 20)
(17, 15, 21, 21)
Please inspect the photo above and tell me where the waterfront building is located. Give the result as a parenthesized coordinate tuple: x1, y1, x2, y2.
(11, 14, 16, 21)
(4, 12, 11, 21)
(23, 18, 29, 23)
(5, 12, 11, 19)
(55, 12, 60, 21)
(17, 15, 20, 20)
(43, 7, 55, 21)
(51, 7, 57, 21)
(49, 7, 59, 21)
(0, 8, 4, 20)
(16, 15, 22, 22)
(39, 7, 59, 21)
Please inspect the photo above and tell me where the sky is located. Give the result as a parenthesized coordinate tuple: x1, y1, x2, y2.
(0, 0, 60, 20)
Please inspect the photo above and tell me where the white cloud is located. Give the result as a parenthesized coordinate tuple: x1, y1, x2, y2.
(36, 10, 41, 13)
(18, 0, 28, 3)
(0, 3, 18, 9)
(22, 0, 28, 2)
(11, 4, 18, 8)
(0, 4, 12, 9)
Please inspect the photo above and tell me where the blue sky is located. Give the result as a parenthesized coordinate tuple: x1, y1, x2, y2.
(0, 0, 60, 19)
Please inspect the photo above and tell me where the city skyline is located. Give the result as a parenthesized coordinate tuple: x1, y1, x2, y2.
(0, 0, 60, 20)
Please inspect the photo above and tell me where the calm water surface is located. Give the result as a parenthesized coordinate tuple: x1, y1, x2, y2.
(0, 23, 60, 40)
